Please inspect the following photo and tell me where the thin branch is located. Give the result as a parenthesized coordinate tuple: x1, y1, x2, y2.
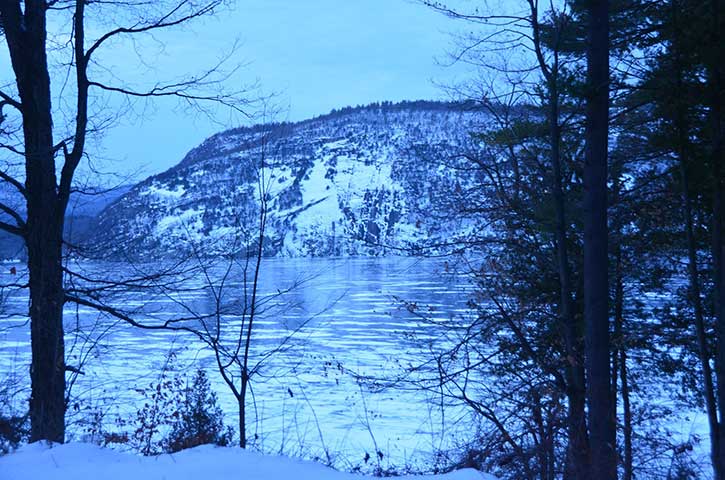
(0, 90, 21, 111)
(0, 201, 26, 229)
(0, 220, 25, 238)
(87, 80, 253, 116)
(84, 1, 223, 62)
(0, 171, 27, 198)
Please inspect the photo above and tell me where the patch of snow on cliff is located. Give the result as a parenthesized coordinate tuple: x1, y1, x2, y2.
(140, 184, 186, 200)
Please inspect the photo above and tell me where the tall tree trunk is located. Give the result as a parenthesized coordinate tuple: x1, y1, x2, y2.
(529, 5, 590, 475)
(619, 349, 632, 480)
(677, 85, 721, 480)
(612, 243, 632, 480)
(710, 0, 725, 477)
(584, 1, 615, 479)
(238, 386, 247, 449)
(550, 86, 589, 480)
(0, 0, 66, 443)
(663, 2, 723, 476)
(27, 204, 65, 444)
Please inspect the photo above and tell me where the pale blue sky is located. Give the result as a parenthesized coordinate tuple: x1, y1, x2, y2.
(86, 0, 471, 179)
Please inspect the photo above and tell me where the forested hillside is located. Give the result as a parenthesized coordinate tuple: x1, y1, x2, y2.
(89, 101, 483, 258)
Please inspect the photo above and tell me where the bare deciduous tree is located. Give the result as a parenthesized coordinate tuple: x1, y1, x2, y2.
(0, 0, 254, 443)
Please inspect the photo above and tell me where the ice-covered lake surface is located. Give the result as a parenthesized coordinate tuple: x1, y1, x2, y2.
(0, 257, 477, 468)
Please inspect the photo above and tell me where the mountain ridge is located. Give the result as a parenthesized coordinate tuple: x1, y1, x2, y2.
(88, 100, 486, 259)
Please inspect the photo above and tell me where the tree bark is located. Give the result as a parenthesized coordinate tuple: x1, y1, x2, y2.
(619, 348, 632, 480)
(583, 1, 615, 479)
(0, 0, 67, 443)
(550, 89, 589, 480)
(677, 81, 721, 480)
(612, 245, 632, 480)
(238, 386, 247, 449)
(27, 204, 65, 444)
(710, 0, 725, 476)
(529, 5, 590, 476)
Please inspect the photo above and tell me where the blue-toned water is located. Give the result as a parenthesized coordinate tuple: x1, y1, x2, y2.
(0, 257, 475, 466)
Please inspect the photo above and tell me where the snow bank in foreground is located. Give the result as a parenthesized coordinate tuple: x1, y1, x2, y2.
(0, 443, 497, 480)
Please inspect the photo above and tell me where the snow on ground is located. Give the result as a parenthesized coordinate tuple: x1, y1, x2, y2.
(0, 443, 497, 480)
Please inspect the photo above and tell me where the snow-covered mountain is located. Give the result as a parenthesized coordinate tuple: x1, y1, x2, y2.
(91, 101, 486, 258)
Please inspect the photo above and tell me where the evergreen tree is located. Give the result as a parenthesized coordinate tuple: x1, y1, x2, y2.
(164, 369, 233, 453)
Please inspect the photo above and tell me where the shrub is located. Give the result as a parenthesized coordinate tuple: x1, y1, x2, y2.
(0, 373, 28, 455)
(164, 369, 233, 453)
(131, 368, 185, 456)
(0, 413, 28, 455)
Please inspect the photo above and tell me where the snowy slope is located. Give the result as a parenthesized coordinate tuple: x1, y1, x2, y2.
(90, 101, 486, 259)
(0, 443, 498, 480)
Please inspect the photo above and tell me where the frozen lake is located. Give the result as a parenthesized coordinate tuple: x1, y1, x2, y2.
(0, 257, 475, 467)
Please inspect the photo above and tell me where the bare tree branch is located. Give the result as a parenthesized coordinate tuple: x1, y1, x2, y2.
(84, 0, 223, 62)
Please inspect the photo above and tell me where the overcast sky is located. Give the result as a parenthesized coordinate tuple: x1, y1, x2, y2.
(75, 0, 472, 180)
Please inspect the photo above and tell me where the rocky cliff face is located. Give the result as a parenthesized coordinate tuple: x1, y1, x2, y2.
(91, 101, 486, 258)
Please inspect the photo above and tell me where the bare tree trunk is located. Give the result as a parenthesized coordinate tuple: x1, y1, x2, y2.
(0, 0, 66, 443)
(708, 0, 725, 480)
(27, 204, 66, 444)
(550, 91, 589, 480)
(2, 0, 247, 445)
(238, 384, 247, 449)
(669, 3, 722, 472)
(529, 5, 590, 475)
(678, 93, 721, 480)
(710, 0, 725, 475)
(612, 245, 632, 480)
(531, 391, 549, 480)
(583, 1, 616, 479)
(619, 348, 632, 480)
